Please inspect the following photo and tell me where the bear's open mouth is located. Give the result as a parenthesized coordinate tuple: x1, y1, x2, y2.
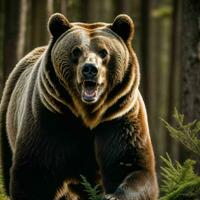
(82, 80, 98, 103)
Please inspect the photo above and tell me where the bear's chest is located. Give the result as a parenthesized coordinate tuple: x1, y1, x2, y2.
(35, 114, 98, 174)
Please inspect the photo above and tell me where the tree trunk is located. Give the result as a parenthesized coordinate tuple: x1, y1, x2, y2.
(166, 0, 181, 160)
(140, 0, 152, 112)
(47, 0, 54, 17)
(149, 0, 168, 176)
(25, 0, 49, 53)
(0, 0, 5, 97)
(98, 0, 112, 22)
(80, 0, 98, 22)
(53, 0, 62, 13)
(17, 0, 28, 60)
(29, 0, 48, 50)
(180, 0, 200, 122)
(25, 0, 48, 52)
(113, 0, 129, 17)
(180, 0, 200, 165)
(2, 0, 21, 81)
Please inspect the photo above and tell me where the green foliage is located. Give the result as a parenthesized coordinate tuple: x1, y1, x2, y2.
(160, 154, 200, 200)
(162, 108, 200, 156)
(80, 175, 102, 200)
(160, 110, 200, 200)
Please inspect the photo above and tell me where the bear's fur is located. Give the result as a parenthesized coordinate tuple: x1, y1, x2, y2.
(0, 13, 158, 200)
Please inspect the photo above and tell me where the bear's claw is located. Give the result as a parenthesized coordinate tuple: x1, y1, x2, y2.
(104, 194, 119, 200)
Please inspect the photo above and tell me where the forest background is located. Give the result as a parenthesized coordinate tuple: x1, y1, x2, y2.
(0, 0, 200, 192)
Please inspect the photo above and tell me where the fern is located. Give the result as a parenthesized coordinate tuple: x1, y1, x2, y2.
(160, 154, 200, 199)
(162, 108, 200, 156)
(80, 175, 102, 200)
(160, 110, 200, 200)
(160, 155, 200, 199)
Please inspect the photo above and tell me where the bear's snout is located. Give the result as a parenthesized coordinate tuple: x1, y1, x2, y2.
(82, 63, 98, 79)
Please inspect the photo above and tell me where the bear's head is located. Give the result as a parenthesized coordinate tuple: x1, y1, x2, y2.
(47, 13, 140, 128)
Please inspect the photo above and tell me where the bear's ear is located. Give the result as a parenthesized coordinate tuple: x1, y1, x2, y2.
(111, 14, 134, 42)
(48, 13, 72, 39)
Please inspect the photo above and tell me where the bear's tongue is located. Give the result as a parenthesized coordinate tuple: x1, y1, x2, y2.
(82, 81, 97, 101)
(84, 89, 96, 97)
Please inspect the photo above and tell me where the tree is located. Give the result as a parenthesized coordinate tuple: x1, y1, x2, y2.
(30, 0, 48, 49)
(113, 0, 129, 16)
(166, 0, 181, 160)
(140, 0, 152, 110)
(180, 0, 200, 164)
(180, 0, 200, 122)
(80, 0, 98, 22)
(0, 0, 5, 97)
(17, 0, 28, 60)
(2, 0, 21, 82)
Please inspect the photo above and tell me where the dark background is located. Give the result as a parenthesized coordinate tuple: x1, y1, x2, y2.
(0, 0, 200, 181)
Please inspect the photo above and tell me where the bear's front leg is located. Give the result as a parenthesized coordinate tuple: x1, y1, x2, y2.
(10, 160, 62, 200)
(95, 117, 158, 200)
(103, 168, 158, 200)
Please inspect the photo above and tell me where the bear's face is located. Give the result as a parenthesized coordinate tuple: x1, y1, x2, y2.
(49, 14, 135, 106)
(51, 28, 130, 104)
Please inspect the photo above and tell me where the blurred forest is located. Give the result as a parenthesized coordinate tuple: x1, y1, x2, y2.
(0, 0, 200, 183)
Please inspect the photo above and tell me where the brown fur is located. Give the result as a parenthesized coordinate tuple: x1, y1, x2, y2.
(0, 13, 158, 200)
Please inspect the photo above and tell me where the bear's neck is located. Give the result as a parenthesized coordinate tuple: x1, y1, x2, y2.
(76, 89, 139, 130)
(37, 46, 79, 117)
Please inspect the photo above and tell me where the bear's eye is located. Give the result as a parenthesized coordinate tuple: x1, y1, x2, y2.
(98, 49, 108, 59)
(71, 46, 82, 58)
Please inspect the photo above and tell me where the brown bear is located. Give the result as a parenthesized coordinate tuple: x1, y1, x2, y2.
(0, 13, 158, 200)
